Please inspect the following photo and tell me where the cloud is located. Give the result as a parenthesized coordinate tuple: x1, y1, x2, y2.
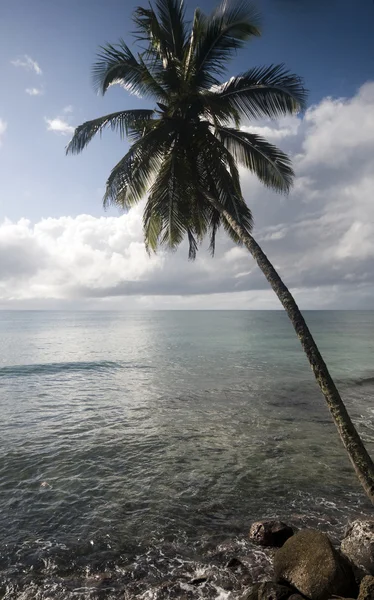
(241, 116, 300, 141)
(11, 55, 42, 75)
(2, 82, 374, 309)
(63, 105, 74, 113)
(0, 119, 7, 147)
(25, 87, 43, 96)
(45, 117, 74, 136)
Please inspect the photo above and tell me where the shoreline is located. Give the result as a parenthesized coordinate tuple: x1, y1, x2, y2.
(2, 515, 374, 600)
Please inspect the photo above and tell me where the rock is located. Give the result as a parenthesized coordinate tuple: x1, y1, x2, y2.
(249, 521, 295, 548)
(189, 576, 207, 586)
(358, 575, 374, 600)
(226, 557, 245, 570)
(341, 520, 374, 575)
(287, 596, 304, 600)
(242, 581, 293, 600)
(273, 529, 357, 600)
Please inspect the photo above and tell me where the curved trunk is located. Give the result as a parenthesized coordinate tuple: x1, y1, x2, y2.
(211, 198, 374, 504)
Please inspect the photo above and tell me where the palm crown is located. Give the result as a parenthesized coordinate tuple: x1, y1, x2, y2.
(67, 0, 307, 259)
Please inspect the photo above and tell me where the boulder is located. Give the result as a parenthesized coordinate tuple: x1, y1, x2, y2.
(273, 529, 357, 600)
(242, 581, 293, 600)
(341, 520, 374, 575)
(249, 521, 295, 548)
(358, 575, 374, 600)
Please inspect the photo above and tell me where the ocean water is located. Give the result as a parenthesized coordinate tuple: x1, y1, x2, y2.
(0, 310, 374, 599)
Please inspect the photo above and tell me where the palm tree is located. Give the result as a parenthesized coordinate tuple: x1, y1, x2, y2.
(67, 0, 374, 503)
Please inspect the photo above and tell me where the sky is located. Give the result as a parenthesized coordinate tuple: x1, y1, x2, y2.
(1, 0, 374, 309)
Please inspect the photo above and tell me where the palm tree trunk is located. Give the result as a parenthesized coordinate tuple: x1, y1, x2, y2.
(210, 198, 374, 504)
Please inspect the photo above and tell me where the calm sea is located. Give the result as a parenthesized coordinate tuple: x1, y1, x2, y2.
(1, 310, 373, 599)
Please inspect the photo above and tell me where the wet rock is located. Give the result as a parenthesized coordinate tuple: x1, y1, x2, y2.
(358, 575, 374, 600)
(274, 529, 357, 600)
(190, 576, 207, 586)
(341, 520, 374, 575)
(249, 521, 295, 548)
(226, 557, 244, 570)
(242, 581, 293, 600)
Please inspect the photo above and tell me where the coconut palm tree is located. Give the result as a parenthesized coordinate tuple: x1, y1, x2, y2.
(67, 0, 374, 503)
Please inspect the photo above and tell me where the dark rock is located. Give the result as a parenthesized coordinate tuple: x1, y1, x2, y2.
(242, 581, 294, 600)
(358, 575, 374, 600)
(189, 576, 207, 586)
(249, 521, 295, 548)
(273, 529, 357, 600)
(287, 595, 305, 600)
(226, 557, 244, 570)
(341, 520, 374, 576)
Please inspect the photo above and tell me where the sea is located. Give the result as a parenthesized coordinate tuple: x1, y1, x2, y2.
(0, 310, 373, 599)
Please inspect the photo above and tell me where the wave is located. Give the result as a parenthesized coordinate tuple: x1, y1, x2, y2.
(343, 375, 374, 387)
(0, 360, 123, 378)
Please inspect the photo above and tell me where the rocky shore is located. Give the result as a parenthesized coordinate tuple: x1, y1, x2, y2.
(240, 519, 374, 600)
(2, 518, 374, 599)
(133, 518, 374, 600)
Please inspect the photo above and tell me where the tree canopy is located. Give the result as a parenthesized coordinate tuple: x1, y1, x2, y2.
(67, 0, 307, 258)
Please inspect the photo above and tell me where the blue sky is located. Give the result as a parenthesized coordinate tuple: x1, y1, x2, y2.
(1, 0, 373, 221)
(1, 0, 374, 309)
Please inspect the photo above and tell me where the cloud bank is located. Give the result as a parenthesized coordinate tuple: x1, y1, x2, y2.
(2, 83, 374, 309)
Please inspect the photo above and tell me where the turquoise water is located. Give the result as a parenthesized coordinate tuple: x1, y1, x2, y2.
(0, 310, 373, 598)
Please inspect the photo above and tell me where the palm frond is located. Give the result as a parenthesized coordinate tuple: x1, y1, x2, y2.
(92, 39, 168, 100)
(144, 149, 188, 254)
(216, 126, 294, 192)
(215, 64, 307, 119)
(103, 122, 174, 209)
(133, 2, 186, 94)
(133, 6, 166, 51)
(144, 137, 211, 259)
(154, 0, 187, 59)
(194, 130, 253, 249)
(201, 91, 241, 127)
(66, 109, 155, 155)
(193, 0, 261, 88)
(184, 8, 204, 80)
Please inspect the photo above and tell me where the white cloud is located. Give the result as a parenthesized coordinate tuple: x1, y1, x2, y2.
(11, 55, 42, 75)
(0, 119, 7, 147)
(25, 87, 43, 96)
(297, 83, 374, 168)
(63, 105, 73, 113)
(241, 116, 300, 141)
(2, 82, 374, 309)
(45, 117, 74, 136)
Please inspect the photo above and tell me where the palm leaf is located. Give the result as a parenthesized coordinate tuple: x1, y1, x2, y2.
(154, 0, 187, 59)
(214, 64, 307, 119)
(144, 138, 210, 259)
(66, 109, 155, 155)
(193, 0, 261, 88)
(216, 126, 294, 192)
(144, 149, 188, 254)
(103, 121, 174, 209)
(92, 39, 168, 100)
(193, 130, 253, 248)
(133, 3, 186, 93)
